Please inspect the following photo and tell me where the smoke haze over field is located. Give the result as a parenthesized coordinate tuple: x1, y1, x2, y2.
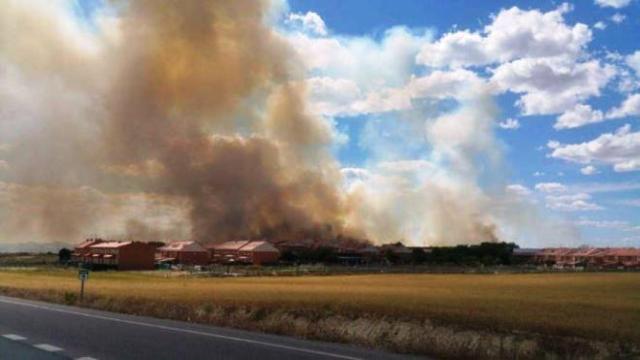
(0, 0, 580, 248)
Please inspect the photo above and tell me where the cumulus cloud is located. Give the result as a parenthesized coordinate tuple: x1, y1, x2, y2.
(595, 0, 632, 8)
(535, 182, 567, 193)
(555, 104, 604, 129)
(611, 13, 627, 24)
(491, 58, 615, 115)
(549, 124, 640, 172)
(417, 4, 590, 68)
(305, 68, 485, 116)
(594, 21, 607, 30)
(626, 51, 640, 76)
(498, 118, 520, 129)
(574, 218, 631, 229)
(545, 193, 603, 211)
(506, 184, 532, 196)
(283, 22, 440, 117)
(607, 93, 640, 118)
(580, 165, 600, 175)
(306, 77, 362, 116)
(286, 11, 327, 36)
(415, 4, 615, 118)
(287, 26, 431, 89)
(574, 181, 640, 193)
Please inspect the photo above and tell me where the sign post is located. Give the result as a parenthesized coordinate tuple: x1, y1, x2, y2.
(78, 268, 89, 301)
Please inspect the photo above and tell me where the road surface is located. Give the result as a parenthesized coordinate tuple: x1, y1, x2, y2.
(0, 295, 423, 360)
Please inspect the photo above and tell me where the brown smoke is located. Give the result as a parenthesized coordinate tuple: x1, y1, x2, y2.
(0, 1, 576, 248)
(100, 0, 346, 242)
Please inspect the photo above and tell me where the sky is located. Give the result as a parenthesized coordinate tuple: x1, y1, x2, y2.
(279, 0, 640, 247)
(0, 0, 639, 249)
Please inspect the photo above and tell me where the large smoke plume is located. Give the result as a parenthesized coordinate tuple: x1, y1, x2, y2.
(1, 0, 347, 245)
(0, 0, 576, 248)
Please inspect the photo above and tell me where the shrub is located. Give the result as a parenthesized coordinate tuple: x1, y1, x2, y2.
(63, 291, 77, 305)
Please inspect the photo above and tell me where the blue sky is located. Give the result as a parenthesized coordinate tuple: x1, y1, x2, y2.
(282, 0, 640, 246)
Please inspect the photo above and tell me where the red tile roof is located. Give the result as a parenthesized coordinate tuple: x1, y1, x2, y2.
(158, 241, 207, 252)
(75, 239, 103, 249)
(208, 240, 250, 251)
(90, 241, 133, 249)
(239, 241, 279, 252)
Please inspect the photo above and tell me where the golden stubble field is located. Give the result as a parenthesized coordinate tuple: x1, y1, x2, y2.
(0, 269, 638, 343)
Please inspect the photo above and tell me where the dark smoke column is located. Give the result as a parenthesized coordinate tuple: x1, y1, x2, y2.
(101, 0, 347, 243)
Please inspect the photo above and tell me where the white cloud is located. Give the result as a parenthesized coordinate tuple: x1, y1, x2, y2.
(574, 218, 630, 229)
(354, 68, 485, 113)
(286, 11, 327, 36)
(306, 77, 362, 116)
(417, 4, 591, 68)
(607, 93, 640, 118)
(574, 181, 640, 193)
(626, 51, 640, 76)
(614, 159, 640, 172)
(284, 21, 437, 116)
(547, 140, 561, 149)
(619, 198, 640, 206)
(580, 165, 600, 175)
(287, 26, 431, 90)
(595, 0, 632, 8)
(594, 21, 607, 30)
(549, 124, 640, 172)
(554, 104, 604, 129)
(611, 13, 626, 24)
(408, 69, 484, 100)
(491, 58, 615, 115)
(498, 118, 520, 129)
(340, 167, 370, 178)
(545, 193, 603, 211)
(306, 68, 484, 116)
(506, 184, 532, 196)
(416, 30, 488, 68)
(376, 160, 436, 174)
(535, 182, 567, 193)
(533, 171, 545, 177)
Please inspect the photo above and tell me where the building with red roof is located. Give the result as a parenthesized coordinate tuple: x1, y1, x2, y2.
(156, 241, 209, 265)
(73, 239, 155, 270)
(208, 240, 280, 265)
(528, 247, 640, 268)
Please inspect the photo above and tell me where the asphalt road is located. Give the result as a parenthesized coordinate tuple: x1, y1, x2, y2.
(0, 296, 423, 360)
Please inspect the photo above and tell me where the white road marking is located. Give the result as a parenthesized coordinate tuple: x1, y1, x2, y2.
(76, 357, 99, 360)
(34, 343, 63, 352)
(0, 297, 363, 360)
(2, 334, 26, 341)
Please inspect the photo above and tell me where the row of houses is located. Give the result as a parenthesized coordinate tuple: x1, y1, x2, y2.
(156, 240, 280, 266)
(71, 238, 427, 269)
(71, 238, 281, 270)
(514, 247, 640, 268)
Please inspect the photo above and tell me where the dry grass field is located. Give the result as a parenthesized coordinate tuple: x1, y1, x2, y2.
(0, 270, 638, 341)
(0, 269, 638, 358)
